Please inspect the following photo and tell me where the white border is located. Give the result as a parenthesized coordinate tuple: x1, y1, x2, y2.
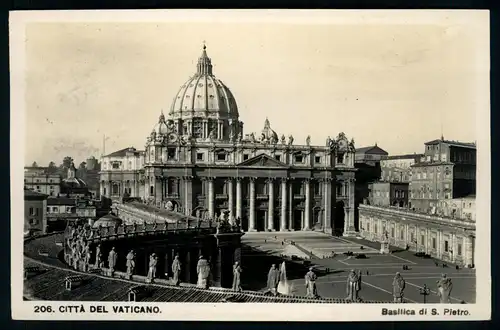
(10, 10, 491, 321)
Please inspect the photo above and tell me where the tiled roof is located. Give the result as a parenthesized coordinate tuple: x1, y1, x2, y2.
(47, 197, 76, 205)
(356, 145, 388, 155)
(383, 154, 424, 160)
(23, 258, 387, 303)
(24, 189, 49, 199)
(104, 147, 144, 158)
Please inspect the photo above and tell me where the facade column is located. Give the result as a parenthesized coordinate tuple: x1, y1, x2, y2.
(208, 177, 215, 219)
(280, 178, 287, 231)
(465, 235, 474, 267)
(343, 177, 356, 236)
(249, 177, 256, 231)
(184, 176, 193, 216)
(288, 179, 294, 231)
(267, 178, 275, 231)
(303, 179, 311, 230)
(155, 176, 163, 203)
(323, 177, 333, 234)
(227, 178, 234, 224)
(236, 178, 243, 219)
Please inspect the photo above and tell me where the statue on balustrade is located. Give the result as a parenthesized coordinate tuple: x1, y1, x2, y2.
(107, 247, 117, 277)
(83, 244, 91, 272)
(94, 244, 102, 269)
(197, 255, 211, 289)
(126, 250, 136, 279)
(171, 255, 182, 286)
(305, 267, 318, 298)
(392, 272, 406, 303)
(232, 262, 242, 292)
(266, 264, 280, 296)
(152, 220, 158, 231)
(437, 274, 453, 303)
(288, 135, 294, 146)
(346, 269, 362, 301)
(146, 253, 158, 283)
(132, 221, 138, 233)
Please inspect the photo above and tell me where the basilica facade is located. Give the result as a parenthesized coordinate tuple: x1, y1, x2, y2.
(100, 45, 357, 235)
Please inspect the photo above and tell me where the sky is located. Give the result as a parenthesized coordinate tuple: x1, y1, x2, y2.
(20, 11, 489, 166)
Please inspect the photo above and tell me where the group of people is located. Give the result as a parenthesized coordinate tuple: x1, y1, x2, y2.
(65, 224, 95, 272)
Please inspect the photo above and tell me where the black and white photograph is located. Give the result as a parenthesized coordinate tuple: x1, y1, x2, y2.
(10, 10, 490, 321)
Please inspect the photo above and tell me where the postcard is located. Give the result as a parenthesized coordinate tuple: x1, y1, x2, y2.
(10, 9, 490, 321)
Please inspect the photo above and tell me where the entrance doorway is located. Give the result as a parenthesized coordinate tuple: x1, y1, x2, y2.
(256, 210, 266, 231)
(334, 201, 345, 236)
(293, 210, 302, 231)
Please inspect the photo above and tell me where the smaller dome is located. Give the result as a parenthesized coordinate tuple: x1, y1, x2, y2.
(92, 212, 122, 228)
(62, 177, 87, 188)
(152, 112, 169, 136)
(260, 118, 278, 142)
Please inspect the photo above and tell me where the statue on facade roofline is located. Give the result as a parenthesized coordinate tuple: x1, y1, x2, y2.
(306, 135, 311, 147)
(288, 135, 294, 146)
(249, 132, 256, 143)
(281, 134, 286, 145)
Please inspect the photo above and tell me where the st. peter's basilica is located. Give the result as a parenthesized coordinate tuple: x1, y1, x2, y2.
(100, 45, 357, 235)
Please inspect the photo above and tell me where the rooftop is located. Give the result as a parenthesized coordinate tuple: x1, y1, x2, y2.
(46, 197, 76, 206)
(24, 189, 49, 199)
(104, 147, 144, 158)
(425, 139, 476, 149)
(355, 145, 388, 155)
(383, 154, 424, 161)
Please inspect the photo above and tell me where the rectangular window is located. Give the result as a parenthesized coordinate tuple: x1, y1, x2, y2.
(367, 223, 370, 231)
(295, 155, 304, 163)
(167, 148, 177, 160)
(29, 207, 34, 216)
(150, 186, 154, 195)
(400, 229, 404, 240)
(457, 243, 462, 256)
(112, 163, 120, 169)
(217, 153, 227, 161)
(432, 237, 436, 249)
(444, 240, 449, 252)
(391, 228, 395, 238)
(315, 156, 321, 164)
(374, 224, 377, 234)
(243, 154, 249, 160)
(36, 186, 40, 190)
(197, 153, 204, 161)
(274, 155, 281, 161)
(46, 207, 50, 213)
(421, 235, 425, 245)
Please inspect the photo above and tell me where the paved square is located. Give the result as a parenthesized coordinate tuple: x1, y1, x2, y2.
(242, 232, 476, 303)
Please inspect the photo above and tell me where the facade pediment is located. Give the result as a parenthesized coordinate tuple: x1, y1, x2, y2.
(237, 153, 287, 168)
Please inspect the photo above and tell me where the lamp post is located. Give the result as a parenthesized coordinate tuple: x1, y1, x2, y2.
(419, 284, 430, 304)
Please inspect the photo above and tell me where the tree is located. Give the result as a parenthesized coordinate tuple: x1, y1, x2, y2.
(79, 162, 87, 170)
(31, 161, 38, 167)
(47, 161, 58, 174)
(61, 156, 74, 169)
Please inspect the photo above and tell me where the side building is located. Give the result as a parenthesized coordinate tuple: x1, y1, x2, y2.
(409, 138, 476, 213)
(380, 153, 423, 183)
(24, 189, 48, 235)
(359, 204, 475, 267)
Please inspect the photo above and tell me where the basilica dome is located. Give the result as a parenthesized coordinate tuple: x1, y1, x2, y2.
(169, 45, 239, 121)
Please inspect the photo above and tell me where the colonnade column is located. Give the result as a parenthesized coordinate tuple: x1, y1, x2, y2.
(280, 178, 287, 231)
(208, 177, 215, 219)
(343, 177, 356, 236)
(288, 179, 294, 231)
(465, 235, 474, 267)
(227, 178, 234, 224)
(303, 179, 311, 231)
(267, 178, 275, 231)
(236, 178, 242, 220)
(249, 177, 256, 231)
